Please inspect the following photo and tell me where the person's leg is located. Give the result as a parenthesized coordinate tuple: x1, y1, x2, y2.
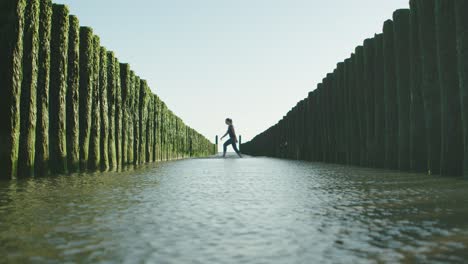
(231, 141, 242, 158)
(223, 139, 231, 157)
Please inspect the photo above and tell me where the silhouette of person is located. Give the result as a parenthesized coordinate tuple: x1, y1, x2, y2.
(221, 118, 242, 158)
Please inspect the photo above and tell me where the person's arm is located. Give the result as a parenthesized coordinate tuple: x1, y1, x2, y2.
(220, 130, 229, 140)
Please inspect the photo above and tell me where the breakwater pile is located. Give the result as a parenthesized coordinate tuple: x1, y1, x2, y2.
(0, 0, 215, 180)
(242, 0, 468, 177)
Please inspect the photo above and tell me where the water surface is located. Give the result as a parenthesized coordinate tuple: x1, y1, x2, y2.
(1, 155, 468, 263)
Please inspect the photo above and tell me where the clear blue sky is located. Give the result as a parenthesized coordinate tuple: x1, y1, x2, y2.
(55, 0, 409, 146)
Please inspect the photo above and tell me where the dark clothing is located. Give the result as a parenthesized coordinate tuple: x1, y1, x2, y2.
(227, 125, 236, 139)
(223, 138, 241, 156)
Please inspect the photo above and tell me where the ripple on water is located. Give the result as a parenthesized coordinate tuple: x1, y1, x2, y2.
(1, 156, 468, 263)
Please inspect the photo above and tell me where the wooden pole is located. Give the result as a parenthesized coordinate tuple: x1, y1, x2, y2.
(0, 0, 26, 179)
(78, 27, 94, 171)
(65, 14, 80, 172)
(18, 0, 40, 177)
(49, 4, 69, 174)
(417, 0, 441, 175)
(436, 0, 463, 176)
(455, 0, 468, 177)
(35, 0, 52, 176)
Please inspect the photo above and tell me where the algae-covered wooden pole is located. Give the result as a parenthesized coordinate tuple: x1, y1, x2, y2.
(120, 63, 130, 165)
(154, 97, 159, 160)
(139, 80, 148, 164)
(355, 46, 367, 166)
(343, 58, 353, 165)
(455, 0, 468, 178)
(0, 0, 26, 179)
(393, 9, 411, 171)
(417, 0, 441, 175)
(114, 61, 122, 168)
(373, 34, 385, 169)
(322, 79, 331, 162)
(162, 103, 167, 160)
(66, 15, 80, 172)
(133, 75, 141, 165)
(363, 39, 375, 167)
(99, 47, 109, 171)
(49, 4, 69, 174)
(348, 54, 360, 166)
(304, 93, 312, 161)
(35, 0, 52, 176)
(383, 20, 398, 170)
(170, 112, 175, 159)
(328, 73, 337, 163)
(127, 71, 135, 164)
(155, 95, 161, 161)
(79, 27, 94, 171)
(18, 0, 40, 177)
(313, 88, 321, 161)
(88, 35, 100, 170)
(409, 0, 427, 173)
(146, 94, 154, 162)
(435, 0, 462, 176)
(107, 52, 117, 169)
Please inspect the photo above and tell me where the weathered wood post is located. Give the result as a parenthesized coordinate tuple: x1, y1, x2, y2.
(326, 74, 337, 163)
(455, 0, 468, 178)
(139, 79, 148, 163)
(239, 135, 242, 152)
(343, 58, 353, 165)
(114, 58, 122, 168)
(393, 9, 411, 171)
(417, 0, 441, 175)
(35, 0, 52, 176)
(0, 0, 26, 179)
(78, 27, 93, 171)
(363, 39, 375, 167)
(409, 0, 427, 173)
(88, 35, 100, 170)
(128, 71, 135, 164)
(155, 95, 161, 161)
(308, 92, 317, 161)
(66, 14, 80, 172)
(355, 46, 367, 166)
(146, 94, 154, 162)
(133, 75, 140, 165)
(383, 20, 399, 170)
(114, 60, 122, 168)
(436, 0, 463, 176)
(99, 47, 109, 171)
(374, 33, 386, 169)
(49, 4, 69, 174)
(107, 51, 117, 169)
(349, 54, 360, 165)
(120, 63, 130, 165)
(18, 0, 40, 177)
(335, 62, 346, 164)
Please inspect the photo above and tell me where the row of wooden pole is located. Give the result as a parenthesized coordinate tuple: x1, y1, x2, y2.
(242, 0, 468, 177)
(0, 0, 215, 180)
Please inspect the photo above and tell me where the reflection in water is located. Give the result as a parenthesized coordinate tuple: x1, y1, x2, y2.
(1, 156, 468, 263)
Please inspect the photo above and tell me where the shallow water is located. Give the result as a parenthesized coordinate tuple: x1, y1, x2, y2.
(1, 155, 468, 263)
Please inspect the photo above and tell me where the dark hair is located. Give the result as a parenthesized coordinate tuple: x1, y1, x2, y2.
(225, 118, 232, 123)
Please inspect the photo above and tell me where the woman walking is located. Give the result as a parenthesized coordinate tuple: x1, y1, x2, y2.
(221, 118, 242, 158)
